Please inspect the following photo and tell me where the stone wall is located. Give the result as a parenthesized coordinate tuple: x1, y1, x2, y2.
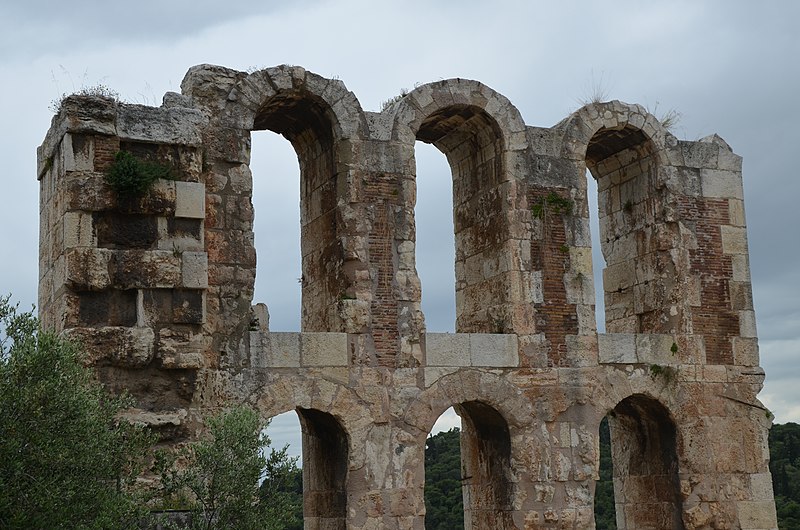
(37, 64, 777, 529)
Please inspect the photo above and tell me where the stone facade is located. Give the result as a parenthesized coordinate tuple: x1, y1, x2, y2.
(37, 64, 778, 529)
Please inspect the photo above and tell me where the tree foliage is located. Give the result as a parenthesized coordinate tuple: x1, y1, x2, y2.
(424, 427, 464, 529)
(155, 405, 302, 530)
(595, 417, 616, 529)
(0, 296, 154, 529)
(770, 422, 800, 529)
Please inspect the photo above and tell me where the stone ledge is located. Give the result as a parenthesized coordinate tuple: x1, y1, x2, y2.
(250, 331, 349, 368)
(425, 333, 519, 367)
(599, 333, 683, 364)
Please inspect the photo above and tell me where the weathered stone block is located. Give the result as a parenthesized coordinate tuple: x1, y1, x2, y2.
(301, 332, 348, 366)
(636, 334, 678, 364)
(425, 333, 469, 367)
(173, 289, 204, 324)
(181, 251, 208, 289)
(470, 333, 518, 367)
(266, 332, 300, 367)
(64, 248, 112, 291)
(63, 211, 95, 248)
(598, 333, 636, 364)
(175, 181, 206, 219)
(62, 133, 95, 172)
(64, 325, 154, 367)
(721, 225, 748, 255)
(701, 169, 744, 199)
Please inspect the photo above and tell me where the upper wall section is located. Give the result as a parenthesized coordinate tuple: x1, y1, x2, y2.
(37, 65, 758, 373)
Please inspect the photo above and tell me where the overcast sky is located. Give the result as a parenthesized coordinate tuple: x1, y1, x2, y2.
(1, 1, 797, 455)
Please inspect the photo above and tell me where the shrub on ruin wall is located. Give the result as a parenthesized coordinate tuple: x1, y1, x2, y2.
(106, 150, 173, 198)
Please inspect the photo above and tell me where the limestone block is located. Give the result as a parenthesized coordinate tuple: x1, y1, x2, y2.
(182, 252, 208, 288)
(62, 133, 94, 172)
(598, 333, 636, 364)
(565, 334, 598, 366)
(64, 248, 112, 291)
(701, 169, 744, 199)
(470, 333, 518, 367)
(721, 226, 748, 255)
(603, 260, 635, 292)
(749, 472, 777, 501)
(113, 250, 181, 289)
(425, 333, 469, 367)
(739, 310, 758, 338)
(682, 139, 720, 169)
(175, 181, 206, 219)
(731, 254, 752, 282)
(636, 334, 678, 364)
(64, 326, 154, 368)
(158, 327, 204, 369)
(266, 332, 300, 367)
(117, 103, 205, 146)
(733, 337, 760, 367)
(63, 211, 95, 248)
(729, 198, 746, 227)
(301, 332, 348, 366)
(737, 501, 778, 529)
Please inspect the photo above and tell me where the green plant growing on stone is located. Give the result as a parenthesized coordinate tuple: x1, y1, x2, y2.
(649, 363, 677, 384)
(670, 342, 679, 355)
(531, 192, 573, 219)
(105, 151, 172, 198)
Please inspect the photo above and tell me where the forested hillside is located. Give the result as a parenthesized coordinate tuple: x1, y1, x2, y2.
(421, 422, 800, 529)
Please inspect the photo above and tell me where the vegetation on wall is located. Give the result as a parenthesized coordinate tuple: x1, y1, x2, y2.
(105, 150, 173, 198)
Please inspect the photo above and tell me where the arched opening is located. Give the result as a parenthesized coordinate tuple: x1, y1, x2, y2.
(252, 93, 344, 332)
(586, 169, 606, 333)
(607, 395, 684, 530)
(415, 105, 513, 334)
(456, 401, 513, 529)
(297, 408, 348, 529)
(251, 132, 302, 331)
(425, 409, 464, 529)
(415, 141, 456, 332)
(585, 125, 681, 334)
(261, 411, 303, 529)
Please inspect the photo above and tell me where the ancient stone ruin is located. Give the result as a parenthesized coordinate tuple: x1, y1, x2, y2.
(37, 64, 778, 529)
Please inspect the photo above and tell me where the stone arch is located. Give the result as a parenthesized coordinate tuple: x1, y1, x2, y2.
(562, 101, 692, 334)
(409, 371, 532, 529)
(248, 375, 361, 530)
(226, 66, 368, 333)
(604, 393, 684, 530)
(389, 80, 533, 334)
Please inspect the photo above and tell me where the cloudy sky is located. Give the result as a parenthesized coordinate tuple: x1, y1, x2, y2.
(1, 1, 797, 453)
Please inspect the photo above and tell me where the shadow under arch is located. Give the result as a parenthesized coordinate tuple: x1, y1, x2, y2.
(410, 371, 530, 529)
(391, 79, 532, 334)
(606, 393, 684, 530)
(455, 401, 514, 529)
(297, 407, 349, 529)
